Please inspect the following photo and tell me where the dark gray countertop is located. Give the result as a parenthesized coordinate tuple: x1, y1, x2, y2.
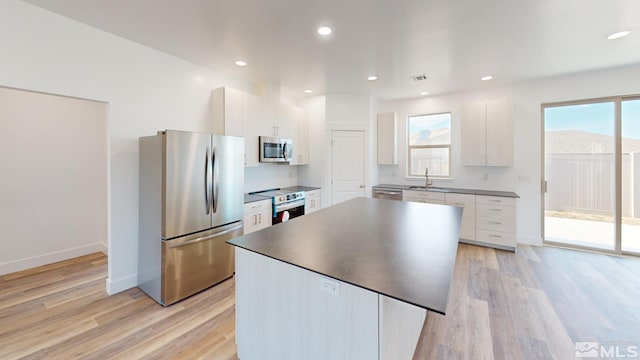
(373, 184, 519, 198)
(244, 194, 271, 204)
(227, 197, 462, 315)
(282, 185, 321, 192)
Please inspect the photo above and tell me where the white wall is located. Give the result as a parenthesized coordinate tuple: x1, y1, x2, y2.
(299, 94, 377, 206)
(0, 87, 108, 275)
(378, 63, 640, 245)
(0, 0, 255, 293)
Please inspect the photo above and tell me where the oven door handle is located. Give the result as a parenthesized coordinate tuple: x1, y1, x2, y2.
(275, 200, 305, 212)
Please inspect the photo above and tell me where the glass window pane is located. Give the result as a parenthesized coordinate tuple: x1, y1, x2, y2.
(622, 98, 640, 253)
(409, 148, 450, 177)
(544, 102, 615, 250)
(409, 113, 451, 146)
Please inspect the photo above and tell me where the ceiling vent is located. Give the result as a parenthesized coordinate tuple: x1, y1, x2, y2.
(411, 74, 428, 81)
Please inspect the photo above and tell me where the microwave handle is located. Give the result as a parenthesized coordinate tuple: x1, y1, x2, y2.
(282, 142, 288, 161)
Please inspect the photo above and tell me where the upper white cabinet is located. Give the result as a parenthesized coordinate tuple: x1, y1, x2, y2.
(461, 99, 514, 166)
(212, 87, 261, 167)
(377, 112, 397, 165)
(291, 107, 309, 165)
(212, 87, 309, 167)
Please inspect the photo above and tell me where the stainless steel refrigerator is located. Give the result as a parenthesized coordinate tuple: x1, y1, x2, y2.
(138, 130, 244, 306)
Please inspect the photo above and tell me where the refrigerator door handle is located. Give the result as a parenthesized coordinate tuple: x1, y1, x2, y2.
(212, 146, 219, 213)
(204, 146, 211, 215)
(282, 143, 288, 162)
(165, 223, 243, 248)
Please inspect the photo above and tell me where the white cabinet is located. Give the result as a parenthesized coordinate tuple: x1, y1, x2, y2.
(243, 199, 272, 235)
(304, 189, 321, 214)
(213, 87, 309, 167)
(461, 99, 514, 166)
(377, 112, 397, 165)
(290, 106, 309, 165)
(401, 190, 517, 251)
(402, 190, 445, 204)
(475, 195, 516, 250)
(212, 87, 262, 167)
(445, 193, 476, 241)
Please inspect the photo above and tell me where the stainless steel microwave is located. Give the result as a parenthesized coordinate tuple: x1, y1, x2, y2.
(259, 136, 292, 163)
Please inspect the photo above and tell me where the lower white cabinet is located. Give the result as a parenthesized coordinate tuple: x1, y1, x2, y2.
(444, 193, 476, 241)
(243, 199, 272, 235)
(402, 190, 445, 204)
(305, 189, 322, 214)
(402, 190, 516, 251)
(475, 195, 516, 250)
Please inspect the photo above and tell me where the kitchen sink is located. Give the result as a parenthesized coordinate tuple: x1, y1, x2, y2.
(408, 186, 450, 192)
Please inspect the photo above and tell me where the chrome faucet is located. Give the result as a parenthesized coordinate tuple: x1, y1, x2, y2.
(425, 167, 433, 188)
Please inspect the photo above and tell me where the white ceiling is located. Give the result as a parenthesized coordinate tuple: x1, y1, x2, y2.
(23, 0, 640, 100)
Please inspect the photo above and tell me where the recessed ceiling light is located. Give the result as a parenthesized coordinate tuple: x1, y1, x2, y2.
(317, 26, 332, 36)
(235, 60, 247, 67)
(481, 75, 493, 81)
(607, 30, 631, 40)
(420, 92, 429, 96)
(367, 75, 378, 81)
(304, 89, 313, 94)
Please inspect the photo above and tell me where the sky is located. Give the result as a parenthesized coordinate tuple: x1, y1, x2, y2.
(544, 99, 640, 139)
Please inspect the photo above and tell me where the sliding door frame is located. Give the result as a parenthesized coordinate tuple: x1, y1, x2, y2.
(541, 94, 640, 256)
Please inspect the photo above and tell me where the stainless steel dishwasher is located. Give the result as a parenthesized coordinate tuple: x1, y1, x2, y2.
(372, 184, 407, 201)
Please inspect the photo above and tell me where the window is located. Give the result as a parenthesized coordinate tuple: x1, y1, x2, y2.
(407, 112, 451, 177)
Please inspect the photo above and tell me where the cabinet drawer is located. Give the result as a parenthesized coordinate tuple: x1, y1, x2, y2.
(445, 193, 475, 208)
(476, 216, 515, 233)
(476, 203, 516, 220)
(244, 199, 272, 213)
(306, 189, 321, 200)
(402, 190, 445, 201)
(476, 195, 516, 207)
(476, 229, 516, 247)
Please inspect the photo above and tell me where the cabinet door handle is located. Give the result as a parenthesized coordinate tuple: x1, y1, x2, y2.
(454, 202, 465, 206)
(489, 221, 502, 225)
(258, 213, 262, 224)
(253, 214, 257, 225)
(489, 234, 502, 238)
(489, 199, 502, 203)
(489, 208, 502, 212)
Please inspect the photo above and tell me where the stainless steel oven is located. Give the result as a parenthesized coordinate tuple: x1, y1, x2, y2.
(249, 188, 306, 224)
(259, 136, 292, 163)
(273, 198, 305, 224)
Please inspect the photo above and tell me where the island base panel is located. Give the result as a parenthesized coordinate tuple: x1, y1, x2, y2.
(235, 248, 427, 360)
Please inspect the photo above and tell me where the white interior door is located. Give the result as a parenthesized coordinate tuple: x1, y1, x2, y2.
(331, 131, 365, 205)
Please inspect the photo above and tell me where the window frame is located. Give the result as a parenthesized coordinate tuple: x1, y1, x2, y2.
(406, 111, 452, 178)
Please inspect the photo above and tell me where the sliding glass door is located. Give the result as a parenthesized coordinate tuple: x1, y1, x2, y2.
(622, 98, 640, 254)
(543, 96, 640, 255)
(544, 102, 616, 250)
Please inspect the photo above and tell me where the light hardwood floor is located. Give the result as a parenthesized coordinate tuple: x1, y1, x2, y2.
(1, 244, 638, 359)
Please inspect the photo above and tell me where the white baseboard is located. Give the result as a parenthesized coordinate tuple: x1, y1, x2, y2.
(517, 235, 543, 246)
(106, 273, 138, 295)
(0, 242, 104, 276)
(99, 242, 108, 255)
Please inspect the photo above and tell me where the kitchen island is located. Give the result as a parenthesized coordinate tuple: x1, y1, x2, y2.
(227, 197, 462, 360)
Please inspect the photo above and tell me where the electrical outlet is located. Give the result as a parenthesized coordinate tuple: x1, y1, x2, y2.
(483, 173, 488, 181)
(518, 175, 531, 183)
(320, 278, 340, 295)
